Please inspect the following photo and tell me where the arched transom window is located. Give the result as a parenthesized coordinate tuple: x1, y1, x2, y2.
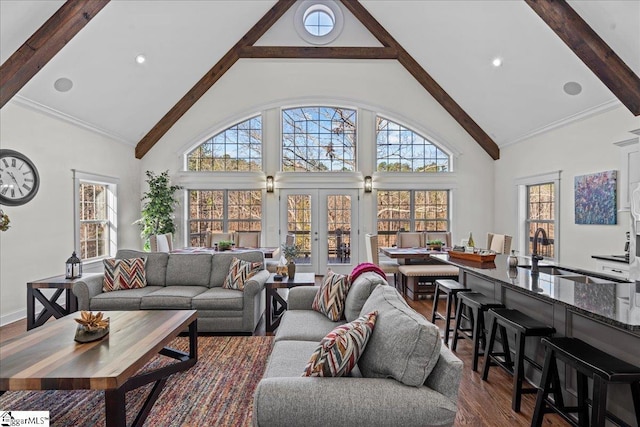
(376, 117, 450, 172)
(282, 107, 356, 172)
(187, 116, 262, 171)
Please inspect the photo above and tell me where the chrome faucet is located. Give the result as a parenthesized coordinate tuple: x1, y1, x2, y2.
(531, 227, 549, 275)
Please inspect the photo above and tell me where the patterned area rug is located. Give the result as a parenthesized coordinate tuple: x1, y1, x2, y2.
(0, 335, 273, 426)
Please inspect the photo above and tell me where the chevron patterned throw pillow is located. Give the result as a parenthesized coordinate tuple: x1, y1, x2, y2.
(223, 257, 262, 290)
(312, 270, 351, 321)
(303, 310, 378, 377)
(103, 258, 147, 292)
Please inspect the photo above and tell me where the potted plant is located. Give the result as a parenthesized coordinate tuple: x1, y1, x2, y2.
(135, 170, 182, 251)
(218, 240, 234, 251)
(281, 243, 302, 278)
(427, 239, 444, 251)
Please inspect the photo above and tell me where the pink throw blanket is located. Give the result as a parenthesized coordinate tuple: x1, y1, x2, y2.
(349, 262, 387, 283)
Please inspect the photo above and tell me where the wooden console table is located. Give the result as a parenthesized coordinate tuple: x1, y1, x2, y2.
(27, 274, 83, 330)
(265, 272, 315, 333)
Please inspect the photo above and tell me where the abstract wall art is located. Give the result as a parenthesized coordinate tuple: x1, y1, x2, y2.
(574, 170, 617, 225)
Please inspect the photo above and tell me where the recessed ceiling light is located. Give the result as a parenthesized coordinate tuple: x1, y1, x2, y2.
(53, 77, 73, 92)
(135, 54, 146, 64)
(563, 81, 582, 95)
(492, 57, 503, 67)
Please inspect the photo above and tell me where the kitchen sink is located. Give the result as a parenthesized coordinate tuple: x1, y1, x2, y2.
(561, 275, 612, 285)
(518, 266, 576, 275)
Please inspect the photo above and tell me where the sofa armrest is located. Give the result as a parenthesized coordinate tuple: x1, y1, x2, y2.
(287, 286, 319, 310)
(243, 269, 269, 297)
(424, 345, 463, 402)
(72, 273, 104, 311)
(253, 377, 458, 427)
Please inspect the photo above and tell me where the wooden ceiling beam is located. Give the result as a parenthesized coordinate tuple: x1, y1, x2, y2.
(339, 0, 500, 160)
(525, 0, 640, 116)
(0, 0, 110, 109)
(238, 46, 398, 59)
(135, 0, 297, 159)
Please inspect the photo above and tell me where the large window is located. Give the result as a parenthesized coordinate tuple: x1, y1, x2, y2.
(187, 116, 262, 171)
(376, 117, 450, 172)
(74, 171, 117, 261)
(377, 190, 450, 247)
(526, 183, 555, 258)
(188, 190, 261, 246)
(282, 106, 356, 172)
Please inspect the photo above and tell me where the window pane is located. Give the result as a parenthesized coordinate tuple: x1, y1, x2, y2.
(526, 183, 555, 257)
(282, 107, 356, 172)
(79, 183, 109, 260)
(187, 116, 262, 171)
(375, 116, 449, 172)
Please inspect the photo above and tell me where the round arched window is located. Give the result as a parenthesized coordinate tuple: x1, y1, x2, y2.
(303, 6, 335, 36)
(294, 1, 344, 45)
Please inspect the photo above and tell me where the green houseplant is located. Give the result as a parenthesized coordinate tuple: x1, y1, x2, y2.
(218, 240, 234, 251)
(427, 239, 444, 250)
(281, 243, 302, 278)
(135, 170, 182, 251)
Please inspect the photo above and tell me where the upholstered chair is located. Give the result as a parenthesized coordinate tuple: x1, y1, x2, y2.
(234, 231, 261, 248)
(205, 232, 234, 248)
(487, 233, 513, 254)
(396, 232, 424, 248)
(149, 232, 173, 252)
(365, 234, 400, 287)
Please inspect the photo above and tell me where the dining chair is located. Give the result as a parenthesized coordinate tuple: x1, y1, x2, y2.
(396, 231, 424, 248)
(150, 232, 173, 252)
(206, 232, 234, 248)
(365, 233, 400, 287)
(234, 231, 261, 248)
(487, 233, 513, 254)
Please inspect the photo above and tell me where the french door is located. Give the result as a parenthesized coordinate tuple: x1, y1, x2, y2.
(280, 189, 359, 275)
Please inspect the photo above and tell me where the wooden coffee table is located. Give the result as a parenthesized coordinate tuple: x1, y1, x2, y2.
(0, 310, 197, 427)
(265, 272, 316, 333)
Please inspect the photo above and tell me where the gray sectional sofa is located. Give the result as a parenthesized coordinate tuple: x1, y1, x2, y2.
(72, 249, 268, 333)
(253, 272, 463, 427)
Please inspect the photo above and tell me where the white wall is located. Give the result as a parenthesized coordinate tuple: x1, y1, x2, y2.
(494, 105, 640, 270)
(0, 103, 141, 325)
(139, 59, 496, 254)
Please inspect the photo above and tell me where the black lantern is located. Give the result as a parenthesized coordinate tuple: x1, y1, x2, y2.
(65, 251, 82, 279)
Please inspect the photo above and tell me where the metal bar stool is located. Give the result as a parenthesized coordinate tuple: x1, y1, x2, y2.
(451, 291, 504, 371)
(430, 279, 471, 346)
(532, 337, 640, 427)
(481, 308, 555, 412)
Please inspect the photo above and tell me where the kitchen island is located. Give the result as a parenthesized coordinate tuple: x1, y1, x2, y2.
(433, 253, 639, 426)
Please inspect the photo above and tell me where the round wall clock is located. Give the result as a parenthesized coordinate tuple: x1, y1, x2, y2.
(0, 149, 40, 206)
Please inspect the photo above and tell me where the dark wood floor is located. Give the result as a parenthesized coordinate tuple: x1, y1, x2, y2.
(0, 290, 569, 427)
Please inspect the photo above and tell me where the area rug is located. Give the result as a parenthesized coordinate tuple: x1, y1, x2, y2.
(0, 335, 273, 426)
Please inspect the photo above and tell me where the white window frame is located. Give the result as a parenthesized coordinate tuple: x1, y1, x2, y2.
(73, 170, 118, 266)
(515, 171, 561, 262)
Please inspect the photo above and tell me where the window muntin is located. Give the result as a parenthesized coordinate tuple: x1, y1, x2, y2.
(526, 183, 555, 258)
(376, 117, 450, 172)
(79, 182, 109, 260)
(188, 190, 261, 246)
(187, 116, 262, 171)
(304, 7, 334, 36)
(282, 107, 356, 172)
(376, 190, 450, 247)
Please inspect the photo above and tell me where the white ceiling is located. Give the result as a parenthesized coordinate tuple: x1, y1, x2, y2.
(1, 0, 639, 149)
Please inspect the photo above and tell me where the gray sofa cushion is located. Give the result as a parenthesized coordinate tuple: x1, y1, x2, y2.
(263, 340, 321, 378)
(344, 272, 388, 322)
(140, 286, 208, 309)
(116, 249, 168, 287)
(274, 310, 345, 343)
(90, 286, 163, 310)
(191, 287, 244, 311)
(358, 285, 442, 387)
(165, 254, 212, 287)
(209, 251, 265, 287)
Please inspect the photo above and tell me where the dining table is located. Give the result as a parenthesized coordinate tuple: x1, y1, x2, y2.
(172, 247, 279, 258)
(380, 246, 446, 262)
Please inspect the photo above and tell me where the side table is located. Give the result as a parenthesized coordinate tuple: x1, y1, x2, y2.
(27, 275, 84, 330)
(265, 272, 315, 333)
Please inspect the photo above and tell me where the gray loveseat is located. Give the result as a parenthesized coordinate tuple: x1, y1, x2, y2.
(72, 249, 268, 333)
(253, 272, 463, 427)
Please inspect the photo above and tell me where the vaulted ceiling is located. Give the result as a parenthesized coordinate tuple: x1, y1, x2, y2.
(1, 0, 639, 160)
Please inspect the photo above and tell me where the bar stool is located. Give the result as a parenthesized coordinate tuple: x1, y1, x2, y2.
(481, 308, 555, 412)
(451, 291, 504, 371)
(430, 279, 471, 346)
(532, 337, 640, 427)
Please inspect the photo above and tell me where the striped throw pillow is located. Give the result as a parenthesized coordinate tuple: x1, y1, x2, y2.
(103, 258, 147, 292)
(312, 270, 351, 321)
(303, 311, 378, 377)
(223, 257, 262, 290)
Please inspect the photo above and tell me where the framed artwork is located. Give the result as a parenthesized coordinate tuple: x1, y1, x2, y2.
(574, 170, 617, 225)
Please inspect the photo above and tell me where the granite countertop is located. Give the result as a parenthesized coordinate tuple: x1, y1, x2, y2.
(432, 253, 639, 332)
(591, 254, 630, 264)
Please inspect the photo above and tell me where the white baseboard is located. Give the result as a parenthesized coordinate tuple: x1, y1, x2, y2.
(0, 308, 27, 327)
